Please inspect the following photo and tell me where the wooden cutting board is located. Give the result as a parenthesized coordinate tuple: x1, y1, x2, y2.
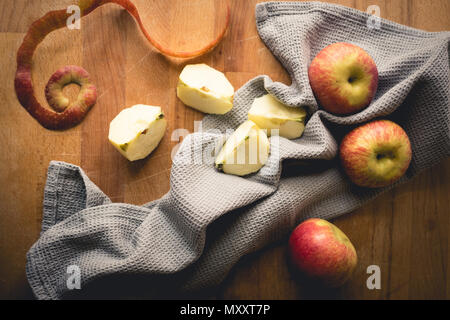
(0, 0, 449, 299)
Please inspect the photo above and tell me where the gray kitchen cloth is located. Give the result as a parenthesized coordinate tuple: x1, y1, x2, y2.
(26, 1, 450, 299)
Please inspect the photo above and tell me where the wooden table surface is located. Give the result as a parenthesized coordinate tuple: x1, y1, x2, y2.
(0, 0, 449, 300)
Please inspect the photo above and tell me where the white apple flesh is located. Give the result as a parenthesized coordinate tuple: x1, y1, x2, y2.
(215, 120, 270, 176)
(177, 64, 234, 114)
(248, 94, 307, 139)
(108, 104, 167, 161)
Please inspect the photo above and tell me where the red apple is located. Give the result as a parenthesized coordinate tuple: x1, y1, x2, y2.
(340, 119, 412, 188)
(289, 218, 357, 287)
(308, 42, 378, 115)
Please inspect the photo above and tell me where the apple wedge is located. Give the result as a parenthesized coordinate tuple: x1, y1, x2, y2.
(108, 104, 167, 161)
(177, 64, 234, 114)
(215, 120, 270, 176)
(248, 94, 307, 139)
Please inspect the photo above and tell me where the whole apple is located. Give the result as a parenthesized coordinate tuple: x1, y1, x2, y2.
(340, 119, 412, 188)
(308, 42, 378, 115)
(289, 218, 357, 287)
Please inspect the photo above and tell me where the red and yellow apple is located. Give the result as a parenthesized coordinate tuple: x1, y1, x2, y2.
(340, 119, 412, 188)
(308, 42, 378, 115)
(289, 218, 357, 287)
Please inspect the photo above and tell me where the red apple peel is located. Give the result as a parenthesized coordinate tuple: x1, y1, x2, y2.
(15, 0, 231, 130)
(45, 65, 97, 113)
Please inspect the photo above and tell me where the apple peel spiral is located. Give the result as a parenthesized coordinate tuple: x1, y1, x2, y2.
(15, 0, 230, 130)
(44, 65, 97, 114)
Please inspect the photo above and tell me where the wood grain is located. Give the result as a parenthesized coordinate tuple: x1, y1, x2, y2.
(0, 0, 448, 299)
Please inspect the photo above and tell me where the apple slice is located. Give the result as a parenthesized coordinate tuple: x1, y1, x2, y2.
(248, 94, 307, 139)
(177, 64, 234, 114)
(108, 104, 167, 161)
(215, 120, 270, 176)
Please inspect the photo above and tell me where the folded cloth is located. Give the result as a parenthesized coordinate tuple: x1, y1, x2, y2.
(26, 1, 450, 299)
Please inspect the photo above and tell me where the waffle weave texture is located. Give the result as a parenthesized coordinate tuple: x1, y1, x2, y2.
(26, 2, 450, 299)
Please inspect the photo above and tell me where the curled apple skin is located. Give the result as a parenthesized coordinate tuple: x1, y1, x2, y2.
(15, 0, 230, 130)
(45, 65, 97, 113)
(15, 7, 87, 130)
